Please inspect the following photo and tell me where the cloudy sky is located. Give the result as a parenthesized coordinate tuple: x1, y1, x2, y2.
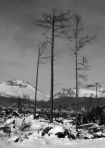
(0, 0, 105, 94)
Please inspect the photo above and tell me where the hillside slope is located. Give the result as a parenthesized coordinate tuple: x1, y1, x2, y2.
(0, 80, 45, 101)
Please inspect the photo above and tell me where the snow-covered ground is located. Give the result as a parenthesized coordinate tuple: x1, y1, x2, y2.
(0, 114, 105, 148)
(1, 138, 105, 148)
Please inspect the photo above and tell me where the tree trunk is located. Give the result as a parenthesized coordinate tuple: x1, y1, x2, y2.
(50, 9, 55, 123)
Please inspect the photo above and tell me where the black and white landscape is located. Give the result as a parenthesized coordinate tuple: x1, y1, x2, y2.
(0, 0, 105, 148)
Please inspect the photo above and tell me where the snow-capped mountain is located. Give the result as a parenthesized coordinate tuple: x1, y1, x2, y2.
(46, 88, 75, 99)
(78, 87, 105, 98)
(47, 87, 105, 99)
(1, 80, 105, 101)
(53, 88, 75, 98)
(0, 80, 45, 101)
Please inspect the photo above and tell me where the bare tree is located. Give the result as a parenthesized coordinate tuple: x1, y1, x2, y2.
(67, 14, 95, 130)
(34, 41, 48, 119)
(34, 8, 70, 123)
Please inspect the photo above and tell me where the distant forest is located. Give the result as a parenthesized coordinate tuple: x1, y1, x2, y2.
(0, 96, 105, 111)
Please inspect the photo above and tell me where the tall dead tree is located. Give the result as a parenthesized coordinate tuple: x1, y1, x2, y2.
(34, 8, 70, 123)
(67, 14, 94, 130)
(34, 41, 48, 119)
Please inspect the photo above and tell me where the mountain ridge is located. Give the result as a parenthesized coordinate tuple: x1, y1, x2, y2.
(0, 79, 105, 102)
(0, 79, 45, 101)
(46, 87, 105, 99)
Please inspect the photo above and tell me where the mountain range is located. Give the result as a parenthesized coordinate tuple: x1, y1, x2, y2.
(0, 80, 44, 101)
(50, 87, 105, 99)
(0, 80, 105, 101)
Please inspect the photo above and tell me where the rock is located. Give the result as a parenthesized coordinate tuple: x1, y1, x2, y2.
(42, 126, 52, 136)
(13, 110, 20, 117)
(48, 125, 64, 136)
(55, 132, 65, 138)
(93, 131, 102, 138)
(34, 114, 40, 119)
(14, 135, 23, 142)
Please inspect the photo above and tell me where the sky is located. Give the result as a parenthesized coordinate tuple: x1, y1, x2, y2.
(0, 0, 105, 94)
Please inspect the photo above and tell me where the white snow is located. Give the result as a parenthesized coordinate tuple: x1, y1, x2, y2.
(1, 138, 105, 148)
(47, 87, 105, 99)
(1, 115, 105, 148)
(0, 80, 45, 100)
(48, 125, 64, 135)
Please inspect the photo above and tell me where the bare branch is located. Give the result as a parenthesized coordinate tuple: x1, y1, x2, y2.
(40, 56, 51, 60)
(38, 40, 49, 57)
(33, 8, 72, 123)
